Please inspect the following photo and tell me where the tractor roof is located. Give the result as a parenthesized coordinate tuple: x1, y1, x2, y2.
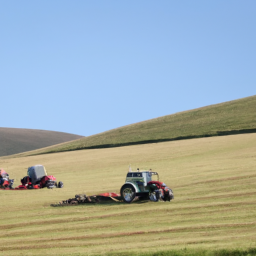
(127, 171, 158, 175)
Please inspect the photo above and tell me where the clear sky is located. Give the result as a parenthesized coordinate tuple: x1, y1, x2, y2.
(1, 1, 255, 136)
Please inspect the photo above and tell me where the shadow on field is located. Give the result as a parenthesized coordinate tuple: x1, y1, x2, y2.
(51, 195, 151, 207)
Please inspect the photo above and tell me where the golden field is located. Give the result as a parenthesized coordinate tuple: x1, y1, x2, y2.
(0, 133, 256, 255)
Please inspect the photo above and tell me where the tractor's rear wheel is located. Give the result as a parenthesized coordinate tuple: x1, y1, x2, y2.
(121, 184, 136, 203)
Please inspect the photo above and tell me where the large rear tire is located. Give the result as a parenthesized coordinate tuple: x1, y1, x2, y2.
(120, 184, 136, 203)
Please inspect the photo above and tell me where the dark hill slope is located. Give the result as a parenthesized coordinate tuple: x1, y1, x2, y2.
(12, 95, 256, 156)
(0, 128, 83, 157)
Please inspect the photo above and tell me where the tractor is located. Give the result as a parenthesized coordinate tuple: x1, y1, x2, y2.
(120, 168, 174, 203)
(18, 165, 63, 189)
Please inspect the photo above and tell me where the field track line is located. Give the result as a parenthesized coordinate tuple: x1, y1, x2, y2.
(176, 174, 256, 188)
(1, 200, 256, 231)
(1, 222, 255, 251)
(187, 191, 256, 200)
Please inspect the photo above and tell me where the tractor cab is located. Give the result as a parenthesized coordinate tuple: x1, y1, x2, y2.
(125, 170, 159, 187)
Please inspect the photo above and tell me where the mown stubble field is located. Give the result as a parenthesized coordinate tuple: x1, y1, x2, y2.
(0, 133, 256, 255)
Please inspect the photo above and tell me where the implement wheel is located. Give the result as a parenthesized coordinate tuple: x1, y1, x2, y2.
(121, 184, 136, 203)
(58, 181, 64, 188)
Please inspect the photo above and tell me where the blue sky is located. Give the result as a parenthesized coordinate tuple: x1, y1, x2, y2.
(1, 1, 255, 136)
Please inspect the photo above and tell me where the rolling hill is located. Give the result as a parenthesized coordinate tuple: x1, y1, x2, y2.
(15, 94, 256, 156)
(1, 96, 256, 255)
(0, 128, 83, 157)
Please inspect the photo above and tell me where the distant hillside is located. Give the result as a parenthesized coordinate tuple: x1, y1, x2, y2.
(10, 95, 256, 157)
(0, 128, 83, 157)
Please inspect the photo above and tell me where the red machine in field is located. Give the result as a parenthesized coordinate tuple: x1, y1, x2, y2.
(0, 169, 14, 189)
(17, 165, 63, 190)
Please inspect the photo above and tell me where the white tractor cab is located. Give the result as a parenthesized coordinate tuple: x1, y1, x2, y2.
(120, 168, 174, 203)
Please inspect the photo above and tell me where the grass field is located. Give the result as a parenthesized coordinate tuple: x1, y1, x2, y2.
(0, 133, 256, 255)
(15, 95, 256, 156)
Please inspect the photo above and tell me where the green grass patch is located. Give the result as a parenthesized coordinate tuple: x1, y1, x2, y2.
(13, 95, 256, 157)
(105, 247, 256, 256)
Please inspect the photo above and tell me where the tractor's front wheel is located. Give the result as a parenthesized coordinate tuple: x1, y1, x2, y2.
(120, 184, 136, 203)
